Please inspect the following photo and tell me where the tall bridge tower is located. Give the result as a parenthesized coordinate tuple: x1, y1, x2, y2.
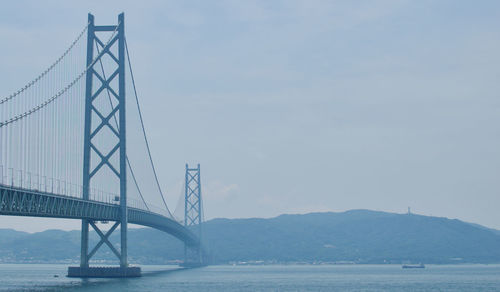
(184, 163, 203, 265)
(69, 13, 137, 277)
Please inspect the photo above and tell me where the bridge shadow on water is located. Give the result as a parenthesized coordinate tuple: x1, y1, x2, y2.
(141, 266, 187, 277)
(17, 267, 191, 292)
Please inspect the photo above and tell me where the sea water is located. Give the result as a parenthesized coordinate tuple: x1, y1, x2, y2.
(0, 264, 499, 291)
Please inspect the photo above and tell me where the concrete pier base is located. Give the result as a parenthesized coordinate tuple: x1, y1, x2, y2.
(67, 266, 141, 278)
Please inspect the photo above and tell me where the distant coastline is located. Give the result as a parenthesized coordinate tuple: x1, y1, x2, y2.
(1, 210, 500, 265)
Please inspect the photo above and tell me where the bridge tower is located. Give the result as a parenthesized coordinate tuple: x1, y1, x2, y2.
(184, 163, 203, 265)
(69, 13, 139, 277)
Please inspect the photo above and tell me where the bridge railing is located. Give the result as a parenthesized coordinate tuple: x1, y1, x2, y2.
(0, 165, 118, 205)
(0, 165, 176, 219)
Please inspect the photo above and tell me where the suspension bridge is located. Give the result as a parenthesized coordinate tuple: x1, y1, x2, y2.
(0, 13, 205, 277)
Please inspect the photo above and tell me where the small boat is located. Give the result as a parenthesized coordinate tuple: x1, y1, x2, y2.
(402, 263, 425, 269)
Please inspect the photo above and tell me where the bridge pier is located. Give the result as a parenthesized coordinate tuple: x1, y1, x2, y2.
(68, 220, 141, 278)
(68, 266, 141, 278)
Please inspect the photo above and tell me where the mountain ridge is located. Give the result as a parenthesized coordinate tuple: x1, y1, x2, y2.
(0, 210, 499, 264)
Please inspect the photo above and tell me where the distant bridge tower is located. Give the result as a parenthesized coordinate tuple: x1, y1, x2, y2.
(70, 13, 138, 277)
(184, 163, 203, 265)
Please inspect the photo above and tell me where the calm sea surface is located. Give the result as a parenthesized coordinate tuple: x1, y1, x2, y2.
(0, 264, 499, 291)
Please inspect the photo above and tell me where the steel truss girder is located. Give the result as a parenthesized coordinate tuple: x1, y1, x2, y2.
(0, 184, 200, 247)
(0, 185, 118, 220)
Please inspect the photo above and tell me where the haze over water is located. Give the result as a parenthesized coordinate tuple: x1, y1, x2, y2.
(1, 1, 500, 291)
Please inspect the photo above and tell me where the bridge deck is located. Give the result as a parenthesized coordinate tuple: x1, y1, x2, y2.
(0, 184, 199, 246)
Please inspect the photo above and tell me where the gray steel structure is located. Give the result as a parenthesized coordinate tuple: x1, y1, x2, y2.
(184, 164, 203, 264)
(0, 184, 200, 246)
(81, 13, 129, 269)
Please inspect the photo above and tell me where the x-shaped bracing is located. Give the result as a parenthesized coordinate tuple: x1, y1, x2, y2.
(185, 172, 201, 226)
(95, 35, 119, 64)
(87, 39, 122, 181)
(87, 221, 121, 261)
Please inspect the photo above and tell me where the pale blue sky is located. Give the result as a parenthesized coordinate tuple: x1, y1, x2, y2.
(1, 0, 500, 232)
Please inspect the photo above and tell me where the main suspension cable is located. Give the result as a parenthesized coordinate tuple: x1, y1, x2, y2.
(125, 37, 174, 218)
(94, 43, 150, 212)
(0, 22, 89, 105)
(0, 23, 120, 128)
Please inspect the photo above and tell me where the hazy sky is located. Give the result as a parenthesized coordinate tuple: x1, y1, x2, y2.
(1, 0, 500, 232)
